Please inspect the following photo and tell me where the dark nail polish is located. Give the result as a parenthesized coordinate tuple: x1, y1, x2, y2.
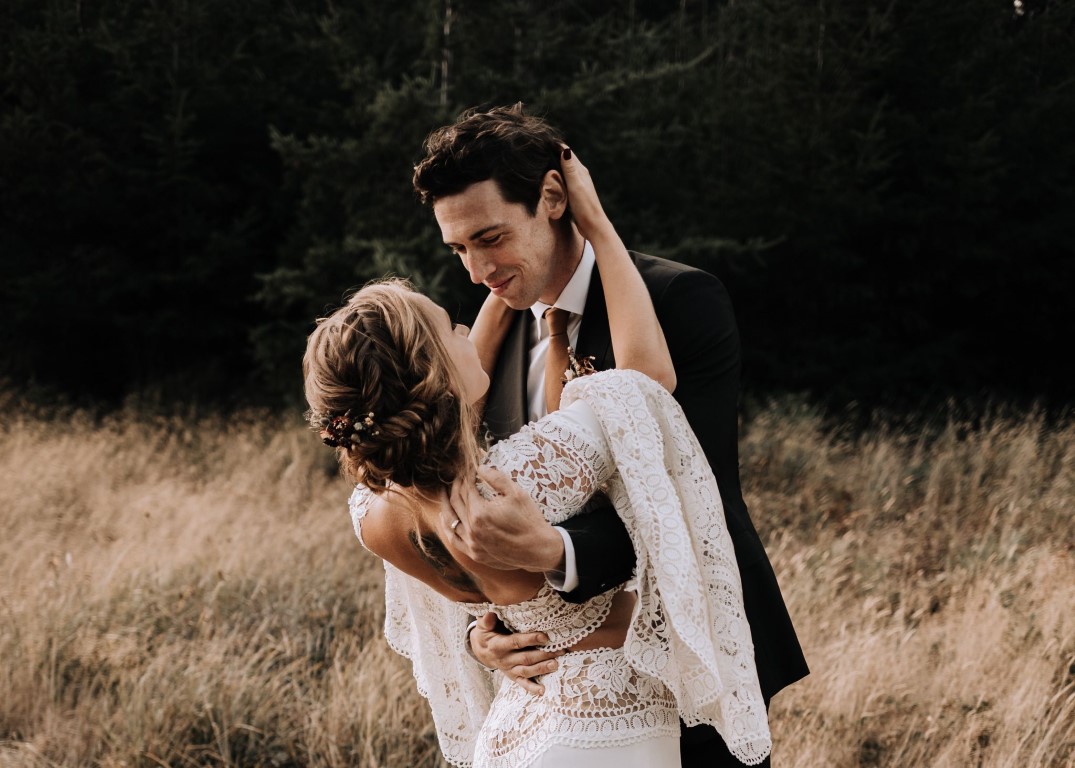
(562, 147, 572, 160)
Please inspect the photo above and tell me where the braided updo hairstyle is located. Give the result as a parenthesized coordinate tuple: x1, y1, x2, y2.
(303, 279, 483, 496)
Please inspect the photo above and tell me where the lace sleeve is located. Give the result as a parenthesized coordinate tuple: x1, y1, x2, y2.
(483, 400, 613, 525)
(562, 369, 773, 766)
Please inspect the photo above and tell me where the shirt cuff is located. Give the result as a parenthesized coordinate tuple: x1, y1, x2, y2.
(464, 619, 496, 671)
(544, 526, 579, 593)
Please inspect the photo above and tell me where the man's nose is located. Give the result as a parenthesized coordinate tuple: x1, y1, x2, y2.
(465, 253, 494, 285)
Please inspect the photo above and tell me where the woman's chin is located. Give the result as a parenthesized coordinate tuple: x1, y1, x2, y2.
(470, 376, 491, 405)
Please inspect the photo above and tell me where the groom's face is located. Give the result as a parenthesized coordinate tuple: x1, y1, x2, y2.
(434, 179, 568, 310)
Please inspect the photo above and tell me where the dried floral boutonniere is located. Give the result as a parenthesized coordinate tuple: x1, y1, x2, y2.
(563, 347, 597, 383)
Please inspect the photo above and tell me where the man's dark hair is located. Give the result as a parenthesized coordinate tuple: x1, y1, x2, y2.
(413, 103, 565, 213)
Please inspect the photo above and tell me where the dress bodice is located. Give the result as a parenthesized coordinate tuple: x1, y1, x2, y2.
(459, 582, 620, 652)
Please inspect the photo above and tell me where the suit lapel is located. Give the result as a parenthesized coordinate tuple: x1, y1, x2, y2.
(576, 262, 615, 371)
(484, 310, 530, 442)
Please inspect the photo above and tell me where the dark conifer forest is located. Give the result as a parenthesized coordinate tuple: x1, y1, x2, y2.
(2, 0, 1072, 410)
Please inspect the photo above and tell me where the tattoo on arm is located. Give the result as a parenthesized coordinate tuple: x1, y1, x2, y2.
(408, 530, 486, 600)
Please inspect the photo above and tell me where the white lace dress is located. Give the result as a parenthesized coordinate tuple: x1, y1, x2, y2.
(349, 370, 771, 768)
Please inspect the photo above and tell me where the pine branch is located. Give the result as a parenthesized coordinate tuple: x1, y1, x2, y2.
(596, 43, 719, 96)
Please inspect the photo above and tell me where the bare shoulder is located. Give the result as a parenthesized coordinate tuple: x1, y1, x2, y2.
(358, 490, 417, 563)
(360, 490, 488, 603)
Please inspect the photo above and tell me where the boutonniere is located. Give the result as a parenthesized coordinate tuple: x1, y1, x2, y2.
(563, 347, 597, 383)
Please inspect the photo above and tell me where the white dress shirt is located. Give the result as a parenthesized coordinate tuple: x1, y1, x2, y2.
(526, 241, 595, 423)
(526, 241, 596, 592)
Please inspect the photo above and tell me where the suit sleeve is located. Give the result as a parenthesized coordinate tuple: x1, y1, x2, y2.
(660, 270, 748, 532)
(555, 497, 635, 603)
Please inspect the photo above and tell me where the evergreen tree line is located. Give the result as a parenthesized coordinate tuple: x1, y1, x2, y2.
(2, 0, 1071, 409)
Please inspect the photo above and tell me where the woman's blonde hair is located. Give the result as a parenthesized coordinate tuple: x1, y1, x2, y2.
(303, 279, 482, 496)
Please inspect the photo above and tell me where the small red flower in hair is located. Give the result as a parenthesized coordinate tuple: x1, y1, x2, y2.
(313, 410, 380, 448)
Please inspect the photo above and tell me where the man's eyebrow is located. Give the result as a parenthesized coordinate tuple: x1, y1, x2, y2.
(443, 224, 505, 247)
(466, 224, 504, 241)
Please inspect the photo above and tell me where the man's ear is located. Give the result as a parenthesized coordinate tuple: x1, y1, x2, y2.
(539, 170, 568, 221)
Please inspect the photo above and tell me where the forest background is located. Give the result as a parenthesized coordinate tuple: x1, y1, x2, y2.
(2, 0, 1072, 411)
(2, 1, 1074, 767)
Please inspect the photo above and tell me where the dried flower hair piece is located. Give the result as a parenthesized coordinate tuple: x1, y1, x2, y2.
(313, 409, 380, 448)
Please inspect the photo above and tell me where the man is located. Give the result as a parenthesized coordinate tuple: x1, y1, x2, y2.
(412, 104, 808, 767)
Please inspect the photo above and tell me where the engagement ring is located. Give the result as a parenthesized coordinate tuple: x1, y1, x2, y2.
(450, 518, 462, 532)
(475, 480, 497, 501)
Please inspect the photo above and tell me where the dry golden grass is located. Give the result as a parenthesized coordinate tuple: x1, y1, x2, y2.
(0, 394, 1072, 767)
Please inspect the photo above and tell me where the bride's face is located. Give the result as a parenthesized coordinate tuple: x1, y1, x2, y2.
(414, 294, 490, 405)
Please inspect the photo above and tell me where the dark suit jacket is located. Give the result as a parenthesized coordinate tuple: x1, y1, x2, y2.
(483, 252, 809, 748)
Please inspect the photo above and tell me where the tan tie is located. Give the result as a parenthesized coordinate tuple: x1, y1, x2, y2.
(543, 307, 570, 414)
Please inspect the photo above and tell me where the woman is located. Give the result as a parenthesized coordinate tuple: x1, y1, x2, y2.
(303, 152, 770, 767)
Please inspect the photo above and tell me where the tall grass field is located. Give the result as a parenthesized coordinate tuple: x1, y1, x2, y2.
(1, 395, 1072, 767)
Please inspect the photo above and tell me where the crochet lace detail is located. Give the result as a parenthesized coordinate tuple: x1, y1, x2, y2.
(483, 409, 612, 526)
(460, 582, 619, 653)
(562, 371, 771, 765)
(348, 486, 372, 549)
(473, 647, 680, 768)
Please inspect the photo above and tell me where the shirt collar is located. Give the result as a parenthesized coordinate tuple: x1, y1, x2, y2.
(530, 240, 595, 322)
